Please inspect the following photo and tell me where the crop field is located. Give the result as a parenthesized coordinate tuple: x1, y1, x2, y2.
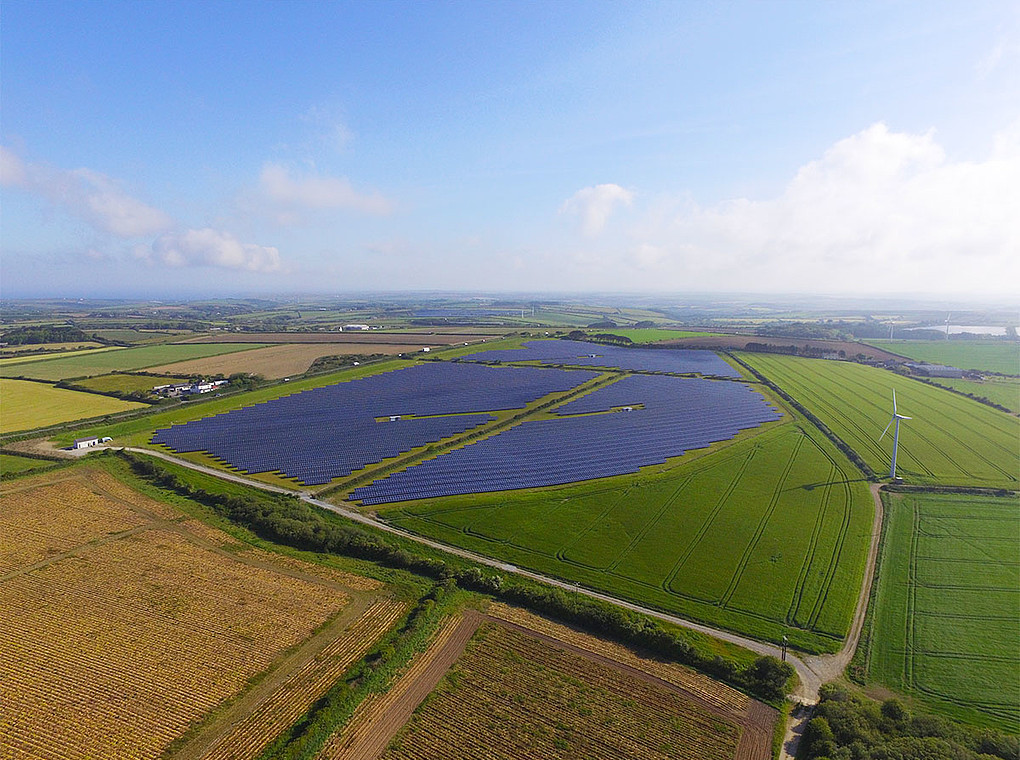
(73, 373, 181, 394)
(0, 378, 146, 434)
(0, 340, 105, 355)
(0, 345, 124, 366)
(381, 620, 758, 760)
(862, 492, 1019, 731)
(927, 376, 1019, 413)
(739, 354, 1019, 489)
(872, 339, 1020, 376)
(384, 421, 873, 652)
(0, 467, 395, 760)
(0, 342, 266, 381)
(148, 342, 425, 379)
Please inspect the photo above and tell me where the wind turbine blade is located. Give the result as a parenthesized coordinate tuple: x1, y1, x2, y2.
(879, 417, 894, 441)
(899, 415, 912, 420)
(892, 389, 897, 414)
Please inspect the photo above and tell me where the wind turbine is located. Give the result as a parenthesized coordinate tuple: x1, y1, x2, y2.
(945, 313, 951, 339)
(879, 390, 911, 479)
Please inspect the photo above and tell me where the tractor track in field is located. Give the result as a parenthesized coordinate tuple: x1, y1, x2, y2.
(107, 446, 886, 760)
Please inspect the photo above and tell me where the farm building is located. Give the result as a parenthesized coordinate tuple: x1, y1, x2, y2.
(905, 362, 964, 378)
(342, 324, 370, 331)
(73, 436, 100, 449)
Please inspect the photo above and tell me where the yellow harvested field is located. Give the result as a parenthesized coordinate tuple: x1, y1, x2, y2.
(148, 343, 424, 379)
(0, 469, 355, 760)
(1, 378, 146, 434)
(238, 545, 384, 591)
(0, 341, 105, 355)
(0, 477, 147, 574)
(0, 345, 123, 365)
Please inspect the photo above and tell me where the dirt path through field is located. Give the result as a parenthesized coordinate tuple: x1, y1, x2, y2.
(322, 612, 481, 760)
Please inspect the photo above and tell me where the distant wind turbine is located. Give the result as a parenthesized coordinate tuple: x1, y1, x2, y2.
(879, 390, 911, 479)
(945, 313, 951, 339)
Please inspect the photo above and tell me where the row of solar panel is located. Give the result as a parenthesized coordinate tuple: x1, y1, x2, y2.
(461, 339, 740, 378)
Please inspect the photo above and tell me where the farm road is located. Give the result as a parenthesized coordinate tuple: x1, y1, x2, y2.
(111, 448, 884, 722)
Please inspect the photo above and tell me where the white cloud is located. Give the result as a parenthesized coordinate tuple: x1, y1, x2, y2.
(259, 163, 392, 216)
(0, 146, 172, 237)
(622, 122, 1020, 294)
(560, 183, 634, 236)
(150, 228, 281, 272)
(0, 145, 27, 186)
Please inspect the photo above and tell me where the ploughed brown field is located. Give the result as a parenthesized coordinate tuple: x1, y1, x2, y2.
(147, 343, 424, 379)
(322, 603, 777, 760)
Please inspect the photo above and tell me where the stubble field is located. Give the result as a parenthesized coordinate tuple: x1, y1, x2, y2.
(0, 466, 398, 760)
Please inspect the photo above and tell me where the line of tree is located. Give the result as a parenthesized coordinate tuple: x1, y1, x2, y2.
(0, 325, 92, 345)
(800, 684, 1017, 760)
(119, 450, 795, 704)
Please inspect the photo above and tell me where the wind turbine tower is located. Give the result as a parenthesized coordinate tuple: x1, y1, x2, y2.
(879, 390, 911, 479)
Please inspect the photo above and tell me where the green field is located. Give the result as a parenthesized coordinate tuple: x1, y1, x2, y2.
(72, 373, 181, 395)
(740, 354, 1019, 490)
(381, 420, 873, 652)
(0, 343, 266, 381)
(928, 376, 1019, 413)
(0, 453, 58, 476)
(0, 379, 147, 434)
(861, 491, 1019, 730)
(873, 339, 1020, 376)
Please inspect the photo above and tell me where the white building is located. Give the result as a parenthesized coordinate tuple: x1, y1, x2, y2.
(73, 436, 100, 449)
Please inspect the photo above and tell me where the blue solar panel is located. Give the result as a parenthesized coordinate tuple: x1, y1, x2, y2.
(352, 376, 781, 504)
(152, 362, 598, 485)
(461, 339, 740, 377)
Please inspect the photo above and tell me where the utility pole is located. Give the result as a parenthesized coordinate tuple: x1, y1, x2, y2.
(782, 635, 788, 662)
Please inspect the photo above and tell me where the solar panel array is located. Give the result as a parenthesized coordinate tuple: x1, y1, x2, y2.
(352, 375, 782, 504)
(461, 339, 740, 377)
(151, 362, 598, 485)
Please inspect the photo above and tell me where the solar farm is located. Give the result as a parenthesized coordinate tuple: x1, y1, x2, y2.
(150, 352, 779, 499)
(464, 338, 742, 376)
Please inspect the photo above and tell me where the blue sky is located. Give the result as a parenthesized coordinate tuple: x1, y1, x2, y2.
(2, 0, 1018, 297)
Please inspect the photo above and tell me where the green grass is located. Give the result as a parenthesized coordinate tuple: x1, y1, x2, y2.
(0, 343, 267, 381)
(381, 419, 873, 653)
(872, 339, 1020, 376)
(58, 358, 412, 447)
(0, 453, 59, 476)
(862, 491, 1019, 731)
(0, 378, 147, 434)
(740, 354, 1019, 490)
(72, 374, 182, 394)
(926, 376, 1019, 413)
